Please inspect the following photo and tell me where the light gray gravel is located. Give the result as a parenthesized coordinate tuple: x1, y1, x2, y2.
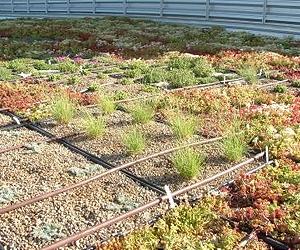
(0, 114, 12, 126)
(0, 128, 46, 149)
(0, 171, 165, 250)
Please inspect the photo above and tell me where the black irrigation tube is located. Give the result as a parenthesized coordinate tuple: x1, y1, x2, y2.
(1, 110, 166, 196)
(97, 160, 291, 250)
(28, 123, 166, 195)
(97, 160, 273, 248)
(0, 121, 27, 131)
(0, 112, 30, 131)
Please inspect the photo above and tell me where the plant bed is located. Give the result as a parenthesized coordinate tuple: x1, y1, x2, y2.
(0, 16, 299, 250)
(98, 197, 270, 250)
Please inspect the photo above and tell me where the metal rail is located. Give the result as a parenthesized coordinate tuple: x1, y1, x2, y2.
(41, 152, 265, 250)
(1, 1, 300, 37)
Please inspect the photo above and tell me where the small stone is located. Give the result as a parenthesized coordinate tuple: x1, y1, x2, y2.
(67, 167, 87, 177)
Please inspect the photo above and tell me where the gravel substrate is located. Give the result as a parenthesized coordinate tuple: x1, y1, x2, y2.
(0, 171, 165, 250)
(0, 128, 46, 149)
(0, 114, 13, 126)
(0, 141, 108, 204)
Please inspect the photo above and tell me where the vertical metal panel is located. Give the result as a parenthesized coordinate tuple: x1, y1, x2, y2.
(1, 0, 299, 37)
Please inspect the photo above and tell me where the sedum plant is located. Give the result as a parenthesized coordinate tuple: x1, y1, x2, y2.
(172, 148, 205, 179)
(51, 96, 76, 124)
(192, 57, 215, 78)
(273, 84, 287, 93)
(123, 128, 146, 155)
(58, 60, 79, 73)
(142, 67, 166, 84)
(0, 67, 13, 81)
(32, 222, 63, 241)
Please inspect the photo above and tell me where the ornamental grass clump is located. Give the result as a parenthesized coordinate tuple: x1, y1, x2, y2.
(97, 95, 116, 115)
(142, 67, 166, 84)
(169, 114, 197, 140)
(51, 96, 76, 124)
(0, 67, 13, 81)
(168, 68, 197, 88)
(172, 148, 205, 179)
(222, 118, 248, 162)
(123, 128, 146, 155)
(83, 114, 106, 138)
(238, 65, 259, 84)
(222, 134, 248, 162)
(130, 103, 154, 124)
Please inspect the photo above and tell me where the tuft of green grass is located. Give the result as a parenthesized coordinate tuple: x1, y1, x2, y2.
(169, 114, 197, 139)
(192, 57, 215, 78)
(82, 114, 106, 138)
(172, 148, 205, 179)
(58, 61, 79, 73)
(129, 103, 154, 124)
(273, 84, 287, 93)
(222, 133, 248, 162)
(123, 128, 146, 154)
(168, 56, 193, 70)
(292, 79, 300, 88)
(142, 67, 166, 84)
(51, 97, 76, 124)
(168, 69, 197, 88)
(97, 95, 116, 115)
(238, 66, 259, 84)
(0, 67, 13, 81)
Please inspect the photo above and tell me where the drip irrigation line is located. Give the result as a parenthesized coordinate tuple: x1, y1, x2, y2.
(96, 159, 273, 249)
(1, 111, 166, 195)
(23, 122, 166, 195)
(0, 136, 221, 215)
(257, 79, 289, 89)
(41, 152, 265, 250)
(0, 132, 83, 155)
(0, 122, 27, 131)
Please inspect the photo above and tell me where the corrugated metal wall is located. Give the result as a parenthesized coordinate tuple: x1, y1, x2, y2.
(0, 0, 300, 37)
